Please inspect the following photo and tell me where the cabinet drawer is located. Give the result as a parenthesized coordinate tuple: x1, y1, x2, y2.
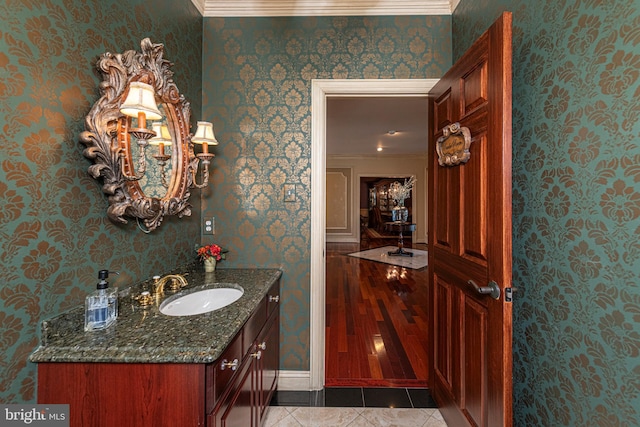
(207, 332, 243, 413)
(243, 297, 266, 352)
(207, 351, 254, 427)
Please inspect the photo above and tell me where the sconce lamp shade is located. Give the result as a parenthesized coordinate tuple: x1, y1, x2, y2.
(148, 123, 172, 145)
(191, 121, 216, 186)
(120, 82, 163, 121)
(191, 121, 219, 145)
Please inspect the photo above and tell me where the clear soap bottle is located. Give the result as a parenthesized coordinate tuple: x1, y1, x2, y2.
(84, 269, 118, 331)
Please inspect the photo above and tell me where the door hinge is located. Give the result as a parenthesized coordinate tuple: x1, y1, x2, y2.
(505, 287, 513, 303)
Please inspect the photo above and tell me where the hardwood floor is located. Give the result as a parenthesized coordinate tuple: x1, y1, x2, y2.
(325, 233, 429, 388)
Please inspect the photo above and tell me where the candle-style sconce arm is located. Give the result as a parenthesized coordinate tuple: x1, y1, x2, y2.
(119, 145, 147, 181)
(153, 153, 172, 188)
(191, 154, 215, 188)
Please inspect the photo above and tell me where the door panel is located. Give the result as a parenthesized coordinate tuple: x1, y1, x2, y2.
(461, 61, 488, 115)
(434, 90, 453, 131)
(463, 295, 488, 425)
(462, 131, 487, 262)
(433, 276, 453, 387)
(435, 165, 454, 249)
(428, 12, 513, 427)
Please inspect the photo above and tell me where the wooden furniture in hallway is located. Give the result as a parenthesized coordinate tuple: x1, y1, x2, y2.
(325, 239, 429, 388)
(385, 222, 417, 257)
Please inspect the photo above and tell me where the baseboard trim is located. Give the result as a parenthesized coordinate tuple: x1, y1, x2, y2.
(277, 370, 317, 391)
(326, 235, 358, 243)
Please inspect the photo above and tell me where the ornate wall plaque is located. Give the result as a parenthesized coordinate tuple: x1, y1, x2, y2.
(436, 123, 472, 166)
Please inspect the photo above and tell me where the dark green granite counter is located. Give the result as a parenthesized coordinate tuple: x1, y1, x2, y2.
(29, 266, 282, 364)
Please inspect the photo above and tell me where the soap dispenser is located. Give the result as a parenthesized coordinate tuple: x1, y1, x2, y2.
(84, 269, 119, 331)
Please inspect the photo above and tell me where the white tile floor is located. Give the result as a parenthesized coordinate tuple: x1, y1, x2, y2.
(264, 407, 448, 427)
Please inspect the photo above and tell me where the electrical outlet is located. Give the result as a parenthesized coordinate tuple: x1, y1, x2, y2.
(203, 217, 215, 235)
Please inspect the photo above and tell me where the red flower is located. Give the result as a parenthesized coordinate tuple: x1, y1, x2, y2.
(197, 244, 224, 261)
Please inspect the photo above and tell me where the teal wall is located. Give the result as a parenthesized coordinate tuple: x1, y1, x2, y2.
(7, 2, 635, 421)
(202, 16, 451, 369)
(0, 0, 202, 401)
(454, 1, 640, 425)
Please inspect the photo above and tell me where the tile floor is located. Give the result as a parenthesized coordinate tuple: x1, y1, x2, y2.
(265, 388, 448, 427)
(264, 407, 446, 427)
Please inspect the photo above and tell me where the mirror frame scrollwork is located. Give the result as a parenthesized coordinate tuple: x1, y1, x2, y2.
(80, 38, 199, 231)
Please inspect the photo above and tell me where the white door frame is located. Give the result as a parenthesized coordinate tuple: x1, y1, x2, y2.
(309, 78, 438, 389)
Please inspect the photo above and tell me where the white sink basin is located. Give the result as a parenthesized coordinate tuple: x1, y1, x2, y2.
(160, 287, 244, 316)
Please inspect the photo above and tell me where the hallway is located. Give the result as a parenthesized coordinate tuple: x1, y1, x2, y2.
(325, 236, 429, 387)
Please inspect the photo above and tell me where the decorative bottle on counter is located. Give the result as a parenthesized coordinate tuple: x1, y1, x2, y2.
(84, 269, 118, 331)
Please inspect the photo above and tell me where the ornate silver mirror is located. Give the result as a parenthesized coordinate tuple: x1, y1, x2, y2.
(81, 39, 216, 231)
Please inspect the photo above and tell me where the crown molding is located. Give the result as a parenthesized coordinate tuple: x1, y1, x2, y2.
(194, 0, 455, 17)
(191, 0, 205, 15)
(327, 154, 428, 160)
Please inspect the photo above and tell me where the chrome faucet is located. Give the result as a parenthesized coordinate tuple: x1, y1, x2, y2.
(152, 274, 188, 296)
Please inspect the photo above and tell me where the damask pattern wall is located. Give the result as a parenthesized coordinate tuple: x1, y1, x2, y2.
(202, 16, 451, 370)
(454, 1, 640, 425)
(0, 0, 202, 402)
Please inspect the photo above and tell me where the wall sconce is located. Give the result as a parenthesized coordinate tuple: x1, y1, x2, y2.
(191, 121, 218, 188)
(118, 81, 162, 181)
(148, 122, 172, 188)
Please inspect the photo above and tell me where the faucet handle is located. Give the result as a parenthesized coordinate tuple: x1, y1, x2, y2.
(167, 278, 182, 291)
(152, 274, 188, 296)
(134, 291, 154, 307)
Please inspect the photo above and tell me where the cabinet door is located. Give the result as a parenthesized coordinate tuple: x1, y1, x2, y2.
(39, 363, 205, 427)
(256, 314, 280, 422)
(209, 354, 255, 427)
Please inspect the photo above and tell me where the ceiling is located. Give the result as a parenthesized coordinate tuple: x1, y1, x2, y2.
(191, 0, 450, 156)
(191, 0, 459, 17)
(326, 97, 429, 156)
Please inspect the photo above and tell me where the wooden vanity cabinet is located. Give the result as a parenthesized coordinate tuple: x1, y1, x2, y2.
(207, 280, 280, 427)
(37, 279, 280, 427)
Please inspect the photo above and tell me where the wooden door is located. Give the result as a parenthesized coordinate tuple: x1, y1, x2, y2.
(428, 12, 513, 427)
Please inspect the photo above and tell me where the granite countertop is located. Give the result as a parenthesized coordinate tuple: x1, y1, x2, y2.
(29, 265, 282, 364)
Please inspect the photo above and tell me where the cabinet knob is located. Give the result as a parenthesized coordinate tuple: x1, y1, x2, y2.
(269, 295, 279, 303)
(251, 350, 262, 360)
(258, 341, 267, 350)
(220, 358, 239, 371)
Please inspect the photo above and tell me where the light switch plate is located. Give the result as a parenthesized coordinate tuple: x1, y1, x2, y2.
(284, 184, 296, 202)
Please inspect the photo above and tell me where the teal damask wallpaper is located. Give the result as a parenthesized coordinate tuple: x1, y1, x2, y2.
(6, 2, 634, 422)
(0, 0, 202, 401)
(454, 0, 640, 425)
(202, 16, 451, 370)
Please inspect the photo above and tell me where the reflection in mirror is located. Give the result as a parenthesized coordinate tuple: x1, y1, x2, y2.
(80, 39, 216, 231)
(128, 103, 174, 198)
(119, 82, 163, 182)
(147, 119, 173, 194)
